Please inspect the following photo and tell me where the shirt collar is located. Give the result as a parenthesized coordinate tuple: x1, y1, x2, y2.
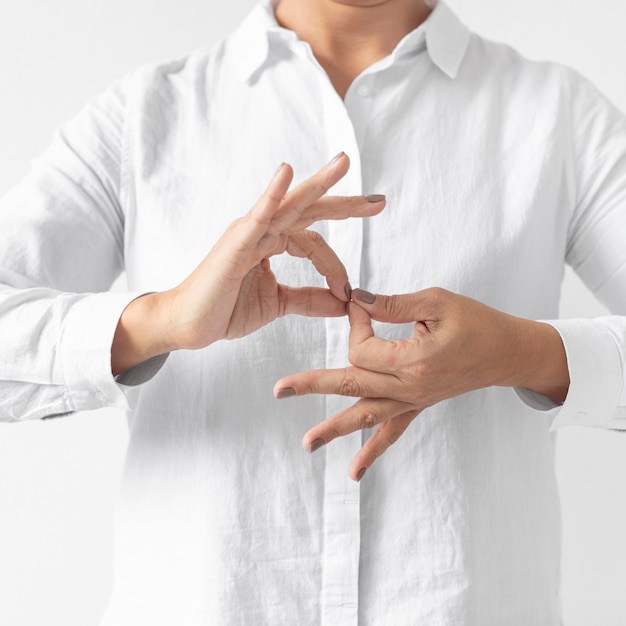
(424, 1, 471, 78)
(230, 0, 471, 83)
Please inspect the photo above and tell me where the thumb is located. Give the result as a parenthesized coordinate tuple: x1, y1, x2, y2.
(348, 299, 374, 346)
(352, 287, 444, 324)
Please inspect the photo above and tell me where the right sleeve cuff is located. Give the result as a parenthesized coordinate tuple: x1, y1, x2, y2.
(59, 291, 146, 412)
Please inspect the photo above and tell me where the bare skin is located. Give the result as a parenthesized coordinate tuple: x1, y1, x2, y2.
(275, 0, 434, 98)
(275, 288, 569, 481)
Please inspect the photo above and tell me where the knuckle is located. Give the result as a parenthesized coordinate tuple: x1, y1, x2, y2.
(230, 216, 247, 234)
(301, 381, 317, 396)
(422, 286, 449, 310)
(385, 295, 405, 319)
(305, 230, 326, 248)
(425, 286, 446, 298)
(326, 422, 344, 441)
(339, 376, 362, 397)
(316, 176, 331, 195)
(359, 410, 378, 430)
(303, 291, 314, 316)
(415, 359, 434, 380)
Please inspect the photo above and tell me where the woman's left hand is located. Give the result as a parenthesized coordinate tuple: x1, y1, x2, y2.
(274, 287, 569, 481)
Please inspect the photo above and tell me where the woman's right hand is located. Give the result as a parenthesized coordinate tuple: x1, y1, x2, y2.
(111, 153, 385, 375)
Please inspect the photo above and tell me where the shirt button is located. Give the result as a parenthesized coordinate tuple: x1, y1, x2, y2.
(356, 84, 370, 97)
(95, 391, 108, 403)
(574, 410, 587, 421)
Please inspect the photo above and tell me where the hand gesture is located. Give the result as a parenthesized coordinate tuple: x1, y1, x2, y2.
(274, 287, 569, 481)
(112, 153, 385, 373)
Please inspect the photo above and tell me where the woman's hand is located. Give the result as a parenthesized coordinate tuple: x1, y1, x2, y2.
(112, 153, 385, 374)
(274, 287, 569, 481)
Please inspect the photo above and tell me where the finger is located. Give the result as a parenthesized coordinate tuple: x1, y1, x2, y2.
(352, 286, 446, 325)
(348, 299, 375, 345)
(269, 152, 351, 233)
(273, 365, 402, 401)
(347, 304, 402, 374)
(277, 285, 347, 318)
(349, 411, 418, 481)
(287, 230, 350, 302)
(288, 194, 386, 232)
(302, 397, 416, 451)
(233, 163, 294, 252)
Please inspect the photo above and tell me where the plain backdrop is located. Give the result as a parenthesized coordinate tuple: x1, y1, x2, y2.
(0, 1, 625, 624)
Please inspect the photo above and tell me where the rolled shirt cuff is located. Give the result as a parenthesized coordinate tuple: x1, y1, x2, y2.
(514, 318, 626, 431)
(59, 292, 148, 412)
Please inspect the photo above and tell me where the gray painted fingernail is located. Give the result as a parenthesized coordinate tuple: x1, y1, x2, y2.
(273, 162, 285, 178)
(366, 194, 385, 203)
(309, 438, 326, 453)
(354, 288, 376, 304)
(356, 467, 367, 482)
(276, 387, 296, 399)
(344, 281, 352, 301)
(329, 151, 345, 165)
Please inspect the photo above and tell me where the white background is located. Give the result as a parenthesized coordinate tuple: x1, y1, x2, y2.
(0, 0, 625, 624)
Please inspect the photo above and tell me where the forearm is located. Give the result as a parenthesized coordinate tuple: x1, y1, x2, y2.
(111, 292, 178, 377)
(506, 318, 570, 405)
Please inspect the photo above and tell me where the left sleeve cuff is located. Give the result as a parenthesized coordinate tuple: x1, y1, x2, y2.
(519, 318, 626, 431)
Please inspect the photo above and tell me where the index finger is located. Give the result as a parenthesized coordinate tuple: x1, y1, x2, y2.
(269, 153, 357, 234)
(289, 194, 386, 232)
(287, 229, 350, 302)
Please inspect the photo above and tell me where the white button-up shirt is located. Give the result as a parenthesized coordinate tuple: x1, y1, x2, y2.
(1, 1, 626, 624)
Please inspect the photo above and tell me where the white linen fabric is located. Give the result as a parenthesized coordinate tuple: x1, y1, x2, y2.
(1, 1, 626, 624)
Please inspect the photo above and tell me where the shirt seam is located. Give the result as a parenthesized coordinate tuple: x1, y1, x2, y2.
(119, 75, 132, 246)
(604, 322, 626, 415)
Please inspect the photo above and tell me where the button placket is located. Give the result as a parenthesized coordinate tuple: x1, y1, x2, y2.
(316, 71, 364, 626)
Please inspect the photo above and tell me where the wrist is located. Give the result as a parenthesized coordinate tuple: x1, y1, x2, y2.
(509, 319, 570, 404)
(111, 291, 178, 376)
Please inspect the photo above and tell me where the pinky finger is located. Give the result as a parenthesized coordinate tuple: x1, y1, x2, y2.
(348, 411, 418, 481)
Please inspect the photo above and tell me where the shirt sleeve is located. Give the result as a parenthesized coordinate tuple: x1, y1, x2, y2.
(533, 69, 626, 430)
(0, 75, 155, 422)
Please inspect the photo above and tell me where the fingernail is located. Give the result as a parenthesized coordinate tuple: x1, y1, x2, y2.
(328, 151, 345, 166)
(273, 162, 285, 178)
(366, 194, 385, 203)
(344, 281, 352, 301)
(353, 288, 376, 304)
(356, 467, 367, 482)
(276, 387, 296, 399)
(308, 438, 326, 453)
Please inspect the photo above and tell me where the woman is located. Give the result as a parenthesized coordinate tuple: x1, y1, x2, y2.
(1, 0, 625, 623)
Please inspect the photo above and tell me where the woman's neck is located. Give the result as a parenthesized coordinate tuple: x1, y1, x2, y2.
(274, 0, 434, 98)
